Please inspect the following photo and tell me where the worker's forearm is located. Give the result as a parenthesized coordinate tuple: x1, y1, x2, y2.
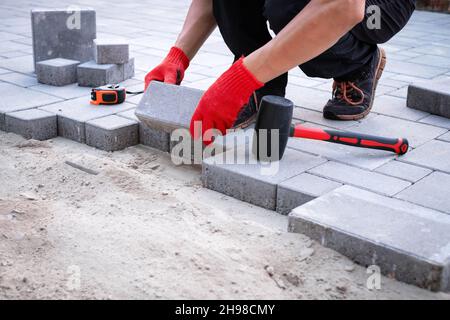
(244, 0, 366, 83)
(175, 0, 217, 60)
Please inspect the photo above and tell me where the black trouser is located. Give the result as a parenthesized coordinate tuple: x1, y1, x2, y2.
(212, 0, 416, 97)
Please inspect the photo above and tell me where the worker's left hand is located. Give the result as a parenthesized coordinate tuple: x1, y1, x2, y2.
(190, 58, 264, 144)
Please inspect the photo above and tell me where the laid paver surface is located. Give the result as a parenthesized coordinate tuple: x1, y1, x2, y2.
(1, 0, 450, 292)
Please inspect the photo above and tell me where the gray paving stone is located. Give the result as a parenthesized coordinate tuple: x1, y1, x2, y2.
(387, 60, 445, 79)
(29, 83, 91, 100)
(117, 108, 170, 152)
(0, 82, 61, 131)
(122, 57, 135, 80)
(276, 173, 342, 215)
(401, 140, 450, 173)
(288, 185, 450, 292)
(39, 97, 134, 143)
(5, 109, 57, 141)
(419, 115, 450, 129)
(0, 72, 38, 87)
(308, 161, 411, 196)
(31, 9, 96, 68)
(77, 61, 123, 87)
(36, 58, 80, 86)
(372, 95, 429, 121)
(85, 115, 139, 152)
(202, 145, 326, 210)
(136, 81, 203, 133)
(408, 77, 450, 119)
(375, 160, 432, 183)
(285, 84, 331, 112)
(293, 107, 356, 130)
(95, 40, 129, 64)
(396, 172, 450, 214)
(438, 132, 450, 142)
(348, 114, 447, 148)
(0, 55, 34, 74)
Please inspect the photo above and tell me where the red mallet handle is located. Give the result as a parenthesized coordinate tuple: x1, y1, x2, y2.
(291, 125, 409, 155)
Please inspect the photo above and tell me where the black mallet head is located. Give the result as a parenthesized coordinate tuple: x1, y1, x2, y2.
(253, 95, 294, 162)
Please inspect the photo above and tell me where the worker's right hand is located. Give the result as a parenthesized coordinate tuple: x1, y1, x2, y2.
(144, 47, 190, 90)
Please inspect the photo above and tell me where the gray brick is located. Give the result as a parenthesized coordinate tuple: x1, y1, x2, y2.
(277, 173, 342, 215)
(95, 40, 129, 64)
(31, 9, 96, 68)
(348, 115, 447, 148)
(117, 108, 170, 152)
(0, 72, 38, 88)
(0, 55, 34, 74)
(39, 97, 134, 143)
(387, 60, 445, 79)
(401, 140, 450, 173)
(375, 160, 432, 183)
(0, 83, 61, 131)
(285, 84, 331, 112)
(136, 81, 203, 133)
(122, 57, 135, 80)
(438, 132, 450, 142)
(308, 161, 411, 196)
(202, 146, 326, 210)
(5, 109, 57, 141)
(407, 77, 450, 119)
(396, 172, 450, 214)
(288, 185, 450, 292)
(36, 58, 80, 86)
(372, 95, 429, 121)
(85, 115, 139, 152)
(77, 61, 123, 87)
(419, 114, 450, 129)
(29, 83, 91, 100)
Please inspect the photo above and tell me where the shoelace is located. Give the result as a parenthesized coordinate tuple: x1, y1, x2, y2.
(333, 81, 365, 106)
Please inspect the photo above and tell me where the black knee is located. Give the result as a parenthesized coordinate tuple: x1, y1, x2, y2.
(264, 0, 309, 34)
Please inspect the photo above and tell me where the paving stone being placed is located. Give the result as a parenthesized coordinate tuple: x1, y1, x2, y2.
(374, 160, 432, 183)
(77, 61, 123, 87)
(0, 82, 62, 131)
(85, 115, 139, 152)
(5, 109, 57, 141)
(39, 97, 134, 143)
(276, 173, 342, 215)
(308, 161, 411, 196)
(407, 77, 450, 119)
(136, 81, 204, 133)
(36, 58, 80, 86)
(31, 9, 96, 69)
(396, 172, 450, 214)
(117, 108, 170, 152)
(95, 39, 129, 64)
(288, 185, 450, 292)
(401, 139, 450, 173)
(202, 145, 326, 210)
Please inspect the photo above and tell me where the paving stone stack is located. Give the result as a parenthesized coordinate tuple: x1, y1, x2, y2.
(77, 39, 135, 87)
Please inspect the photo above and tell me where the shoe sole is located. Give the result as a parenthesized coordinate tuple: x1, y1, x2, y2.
(335, 47, 386, 121)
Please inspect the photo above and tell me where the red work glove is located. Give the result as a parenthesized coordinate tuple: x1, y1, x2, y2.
(190, 57, 264, 144)
(144, 47, 190, 90)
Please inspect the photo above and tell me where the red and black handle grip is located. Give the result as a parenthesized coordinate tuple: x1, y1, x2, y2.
(291, 125, 409, 155)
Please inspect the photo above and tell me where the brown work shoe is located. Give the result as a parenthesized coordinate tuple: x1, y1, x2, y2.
(323, 47, 387, 121)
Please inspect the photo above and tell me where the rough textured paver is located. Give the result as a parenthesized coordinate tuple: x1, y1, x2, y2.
(277, 173, 342, 215)
(374, 160, 432, 183)
(5, 109, 57, 140)
(408, 77, 450, 119)
(396, 172, 450, 214)
(0, 82, 61, 131)
(85, 115, 139, 151)
(401, 140, 450, 173)
(308, 161, 411, 196)
(39, 97, 134, 143)
(95, 39, 129, 64)
(203, 145, 326, 210)
(77, 61, 123, 87)
(36, 58, 80, 86)
(289, 185, 450, 292)
(117, 108, 170, 152)
(136, 81, 203, 133)
(31, 9, 96, 68)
